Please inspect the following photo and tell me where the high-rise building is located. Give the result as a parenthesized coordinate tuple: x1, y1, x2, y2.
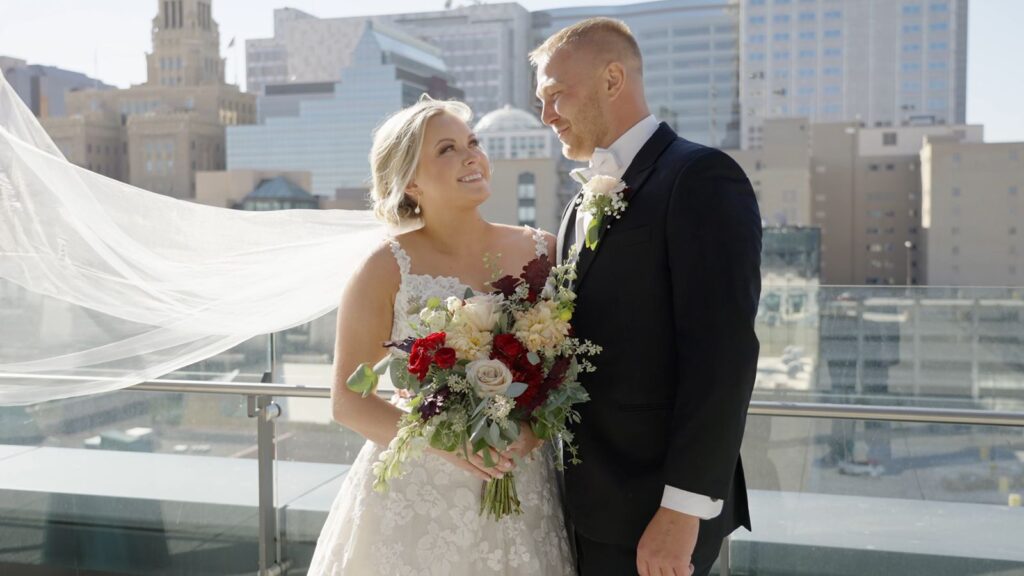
(740, 0, 968, 149)
(39, 0, 255, 199)
(921, 138, 1024, 286)
(1, 57, 113, 118)
(228, 22, 462, 197)
(534, 0, 742, 149)
(246, 4, 533, 116)
(245, 9, 366, 97)
(389, 4, 534, 116)
(810, 123, 982, 285)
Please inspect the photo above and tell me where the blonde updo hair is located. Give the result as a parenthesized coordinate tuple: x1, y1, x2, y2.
(369, 95, 473, 226)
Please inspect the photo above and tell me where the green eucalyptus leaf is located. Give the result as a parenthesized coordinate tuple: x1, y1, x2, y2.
(506, 382, 528, 398)
(345, 363, 378, 397)
(585, 217, 602, 249)
(372, 355, 391, 375)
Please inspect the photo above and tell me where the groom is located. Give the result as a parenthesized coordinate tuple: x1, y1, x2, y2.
(531, 18, 762, 576)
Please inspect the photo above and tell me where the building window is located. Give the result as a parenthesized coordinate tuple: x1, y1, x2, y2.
(517, 172, 536, 227)
(883, 132, 897, 146)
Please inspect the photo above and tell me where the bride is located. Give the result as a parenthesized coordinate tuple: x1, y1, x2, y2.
(307, 97, 575, 575)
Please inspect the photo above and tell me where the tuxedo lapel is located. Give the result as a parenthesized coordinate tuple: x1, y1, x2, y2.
(573, 123, 678, 291)
(556, 191, 580, 265)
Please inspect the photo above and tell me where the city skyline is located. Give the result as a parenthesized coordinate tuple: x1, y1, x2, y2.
(0, 0, 1021, 142)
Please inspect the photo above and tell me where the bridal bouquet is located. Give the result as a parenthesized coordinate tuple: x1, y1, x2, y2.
(347, 254, 599, 519)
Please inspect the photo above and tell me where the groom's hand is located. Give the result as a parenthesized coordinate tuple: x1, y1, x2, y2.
(637, 507, 699, 576)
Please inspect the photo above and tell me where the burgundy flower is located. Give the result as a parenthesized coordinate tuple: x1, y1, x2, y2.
(490, 274, 520, 298)
(492, 334, 525, 362)
(516, 356, 571, 413)
(418, 386, 451, 420)
(521, 255, 552, 303)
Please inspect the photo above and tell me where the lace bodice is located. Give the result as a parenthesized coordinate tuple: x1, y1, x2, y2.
(308, 226, 573, 575)
(385, 227, 548, 342)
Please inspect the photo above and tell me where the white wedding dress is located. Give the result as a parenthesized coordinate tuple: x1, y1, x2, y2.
(308, 228, 575, 575)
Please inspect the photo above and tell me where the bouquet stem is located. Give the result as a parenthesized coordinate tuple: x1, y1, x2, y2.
(481, 473, 522, 519)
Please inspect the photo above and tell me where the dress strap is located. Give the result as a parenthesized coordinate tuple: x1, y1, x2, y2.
(387, 237, 412, 278)
(528, 226, 547, 258)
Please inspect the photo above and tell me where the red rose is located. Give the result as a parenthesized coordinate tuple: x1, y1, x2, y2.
(434, 347, 457, 369)
(419, 332, 446, 351)
(408, 332, 447, 381)
(408, 346, 432, 381)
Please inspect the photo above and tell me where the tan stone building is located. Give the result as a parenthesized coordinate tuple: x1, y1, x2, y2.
(809, 123, 982, 285)
(473, 106, 564, 234)
(195, 169, 313, 209)
(40, 0, 255, 199)
(727, 118, 813, 228)
(922, 138, 1024, 286)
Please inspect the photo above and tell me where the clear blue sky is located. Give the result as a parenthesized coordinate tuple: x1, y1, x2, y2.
(0, 0, 1020, 141)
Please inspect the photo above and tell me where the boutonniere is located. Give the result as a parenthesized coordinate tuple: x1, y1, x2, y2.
(576, 174, 631, 250)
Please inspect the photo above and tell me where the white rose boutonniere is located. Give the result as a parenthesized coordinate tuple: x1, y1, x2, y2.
(577, 174, 630, 250)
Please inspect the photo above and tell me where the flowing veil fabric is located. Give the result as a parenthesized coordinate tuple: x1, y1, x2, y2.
(0, 74, 387, 405)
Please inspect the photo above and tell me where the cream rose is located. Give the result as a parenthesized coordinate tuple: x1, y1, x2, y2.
(448, 294, 502, 333)
(466, 359, 514, 397)
(582, 174, 627, 200)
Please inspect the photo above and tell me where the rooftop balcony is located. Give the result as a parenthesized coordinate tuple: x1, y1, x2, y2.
(1, 285, 1023, 575)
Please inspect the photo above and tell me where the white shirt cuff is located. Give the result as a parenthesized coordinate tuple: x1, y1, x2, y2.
(660, 485, 723, 520)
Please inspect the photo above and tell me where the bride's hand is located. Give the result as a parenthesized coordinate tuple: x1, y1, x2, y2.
(500, 422, 544, 465)
(430, 446, 513, 482)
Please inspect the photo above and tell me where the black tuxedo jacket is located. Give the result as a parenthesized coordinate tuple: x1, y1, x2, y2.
(557, 123, 761, 550)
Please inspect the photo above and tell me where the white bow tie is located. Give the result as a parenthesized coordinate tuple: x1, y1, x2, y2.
(590, 147, 620, 176)
(569, 147, 620, 185)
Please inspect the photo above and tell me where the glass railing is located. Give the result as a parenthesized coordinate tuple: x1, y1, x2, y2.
(1, 284, 1022, 575)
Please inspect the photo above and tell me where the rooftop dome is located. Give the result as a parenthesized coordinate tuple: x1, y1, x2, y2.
(474, 105, 543, 133)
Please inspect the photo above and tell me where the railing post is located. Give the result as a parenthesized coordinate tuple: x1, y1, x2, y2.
(855, 300, 865, 395)
(970, 299, 980, 399)
(249, 371, 286, 576)
(719, 535, 731, 576)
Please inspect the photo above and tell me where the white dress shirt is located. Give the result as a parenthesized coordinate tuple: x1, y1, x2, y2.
(573, 114, 724, 521)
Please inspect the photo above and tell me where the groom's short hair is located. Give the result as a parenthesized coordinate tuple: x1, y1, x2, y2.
(530, 17, 642, 73)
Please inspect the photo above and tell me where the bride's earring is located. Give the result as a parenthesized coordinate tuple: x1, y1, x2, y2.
(414, 204, 421, 215)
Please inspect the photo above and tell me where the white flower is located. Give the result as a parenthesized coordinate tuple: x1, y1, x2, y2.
(484, 395, 514, 424)
(445, 296, 463, 314)
(453, 293, 502, 332)
(582, 174, 627, 202)
(577, 175, 629, 249)
(513, 300, 571, 356)
(466, 359, 514, 397)
(447, 324, 493, 360)
(418, 307, 448, 333)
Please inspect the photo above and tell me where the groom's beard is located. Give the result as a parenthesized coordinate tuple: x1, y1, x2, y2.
(559, 95, 608, 162)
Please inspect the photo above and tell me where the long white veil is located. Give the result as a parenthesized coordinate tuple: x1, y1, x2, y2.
(0, 74, 387, 405)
